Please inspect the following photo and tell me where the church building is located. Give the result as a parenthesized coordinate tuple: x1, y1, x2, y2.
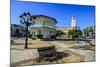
(56, 16, 77, 35)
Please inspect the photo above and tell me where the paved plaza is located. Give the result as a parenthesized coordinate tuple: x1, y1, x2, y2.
(11, 38, 95, 65)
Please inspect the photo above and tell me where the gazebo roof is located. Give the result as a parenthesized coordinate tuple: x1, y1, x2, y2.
(31, 15, 57, 23)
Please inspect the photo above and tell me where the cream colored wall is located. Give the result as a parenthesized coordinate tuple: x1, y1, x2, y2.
(33, 16, 55, 27)
(30, 16, 56, 38)
(31, 28, 55, 38)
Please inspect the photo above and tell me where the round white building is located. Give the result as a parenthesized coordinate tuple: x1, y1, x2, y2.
(29, 15, 57, 39)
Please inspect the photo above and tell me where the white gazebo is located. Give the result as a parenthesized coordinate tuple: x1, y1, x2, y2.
(29, 15, 57, 39)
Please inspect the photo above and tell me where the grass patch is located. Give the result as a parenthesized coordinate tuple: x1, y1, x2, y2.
(55, 41, 76, 45)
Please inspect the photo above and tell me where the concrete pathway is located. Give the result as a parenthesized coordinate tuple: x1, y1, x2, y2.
(11, 49, 39, 63)
(49, 41, 95, 62)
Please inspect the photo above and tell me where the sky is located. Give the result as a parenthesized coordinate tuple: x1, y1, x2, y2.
(11, 0, 95, 29)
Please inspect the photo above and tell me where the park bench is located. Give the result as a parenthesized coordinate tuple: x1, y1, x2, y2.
(37, 46, 58, 62)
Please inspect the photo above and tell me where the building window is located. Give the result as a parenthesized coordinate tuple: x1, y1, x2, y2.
(43, 21, 45, 26)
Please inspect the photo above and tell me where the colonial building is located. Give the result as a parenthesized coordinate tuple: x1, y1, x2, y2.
(29, 15, 57, 39)
(56, 27, 71, 35)
(56, 16, 77, 35)
(11, 24, 25, 37)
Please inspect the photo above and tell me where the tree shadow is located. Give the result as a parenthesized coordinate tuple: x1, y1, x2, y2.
(36, 51, 70, 63)
(69, 45, 95, 51)
(86, 40, 95, 46)
(55, 39, 75, 41)
(11, 48, 24, 50)
(12, 42, 34, 45)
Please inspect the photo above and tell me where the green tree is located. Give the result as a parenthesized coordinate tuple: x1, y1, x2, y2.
(67, 29, 73, 35)
(16, 29, 19, 37)
(68, 29, 82, 42)
(83, 28, 88, 37)
(55, 30, 65, 37)
(83, 25, 95, 37)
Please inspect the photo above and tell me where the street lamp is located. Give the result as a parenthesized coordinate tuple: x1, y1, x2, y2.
(19, 12, 34, 49)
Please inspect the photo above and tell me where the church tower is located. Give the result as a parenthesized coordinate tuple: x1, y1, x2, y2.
(71, 16, 77, 29)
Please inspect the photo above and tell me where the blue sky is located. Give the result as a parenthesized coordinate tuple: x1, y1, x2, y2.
(11, 0, 95, 29)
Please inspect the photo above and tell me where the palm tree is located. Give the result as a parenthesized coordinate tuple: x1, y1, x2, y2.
(83, 25, 95, 38)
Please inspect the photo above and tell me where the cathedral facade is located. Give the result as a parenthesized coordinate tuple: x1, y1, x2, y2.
(57, 16, 77, 35)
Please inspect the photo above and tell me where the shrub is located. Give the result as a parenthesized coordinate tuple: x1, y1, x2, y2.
(36, 34, 43, 39)
(51, 35, 56, 39)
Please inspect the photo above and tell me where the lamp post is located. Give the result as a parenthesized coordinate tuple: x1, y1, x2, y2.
(19, 12, 33, 49)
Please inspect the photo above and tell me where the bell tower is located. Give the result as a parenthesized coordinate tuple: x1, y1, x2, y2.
(71, 16, 76, 29)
